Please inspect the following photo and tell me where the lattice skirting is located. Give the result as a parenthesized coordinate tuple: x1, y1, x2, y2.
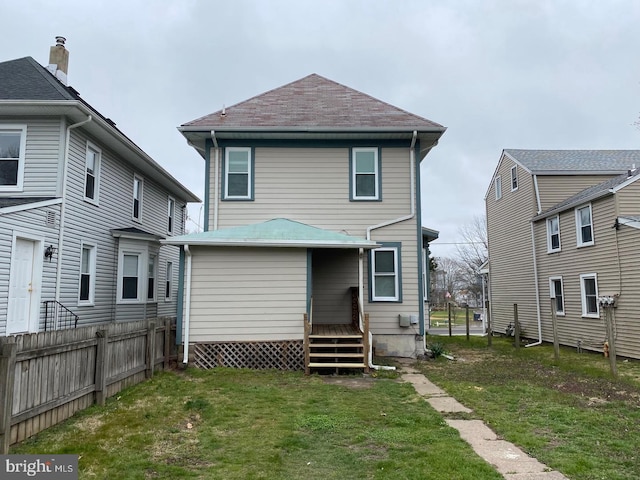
(193, 340, 305, 370)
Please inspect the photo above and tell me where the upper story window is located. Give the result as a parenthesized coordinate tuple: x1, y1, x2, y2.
(575, 204, 594, 247)
(133, 175, 143, 221)
(224, 147, 253, 200)
(351, 148, 380, 200)
(78, 243, 96, 305)
(84, 142, 101, 204)
(494, 176, 502, 200)
(370, 243, 402, 302)
(580, 273, 599, 318)
(549, 277, 564, 315)
(167, 197, 176, 235)
(547, 215, 561, 252)
(0, 125, 26, 192)
(511, 165, 518, 191)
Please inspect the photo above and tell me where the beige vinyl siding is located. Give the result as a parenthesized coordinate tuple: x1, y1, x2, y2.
(613, 224, 640, 358)
(615, 177, 640, 216)
(536, 175, 616, 211)
(312, 249, 357, 325)
(188, 247, 307, 342)
(533, 197, 619, 353)
(486, 155, 539, 335)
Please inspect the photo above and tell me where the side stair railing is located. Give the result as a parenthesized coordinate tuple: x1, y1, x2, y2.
(43, 300, 79, 331)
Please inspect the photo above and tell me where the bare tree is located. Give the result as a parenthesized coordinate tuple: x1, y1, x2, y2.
(431, 256, 465, 308)
(454, 215, 488, 307)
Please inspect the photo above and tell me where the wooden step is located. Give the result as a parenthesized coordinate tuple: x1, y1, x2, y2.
(307, 362, 367, 368)
(309, 343, 363, 348)
(310, 353, 364, 358)
(309, 334, 362, 339)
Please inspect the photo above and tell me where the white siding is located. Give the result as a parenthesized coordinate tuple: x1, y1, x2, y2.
(188, 247, 307, 342)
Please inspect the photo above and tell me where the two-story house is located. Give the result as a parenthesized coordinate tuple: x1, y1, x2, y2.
(486, 149, 640, 359)
(164, 74, 446, 371)
(0, 38, 200, 336)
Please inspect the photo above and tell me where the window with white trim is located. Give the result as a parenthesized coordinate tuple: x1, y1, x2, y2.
(580, 273, 599, 317)
(549, 277, 564, 315)
(547, 215, 561, 252)
(576, 204, 594, 247)
(352, 148, 380, 200)
(147, 255, 157, 301)
(224, 147, 252, 199)
(120, 252, 142, 301)
(133, 175, 143, 221)
(167, 197, 175, 234)
(78, 243, 96, 305)
(0, 125, 26, 191)
(165, 261, 173, 301)
(84, 143, 101, 203)
(511, 165, 518, 191)
(370, 244, 401, 302)
(495, 176, 502, 200)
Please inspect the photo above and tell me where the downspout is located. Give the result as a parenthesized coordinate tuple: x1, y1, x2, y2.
(366, 131, 417, 371)
(211, 131, 219, 231)
(55, 115, 92, 306)
(182, 244, 193, 364)
(526, 221, 543, 347)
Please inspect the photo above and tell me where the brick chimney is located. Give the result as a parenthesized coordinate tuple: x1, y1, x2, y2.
(47, 36, 69, 85)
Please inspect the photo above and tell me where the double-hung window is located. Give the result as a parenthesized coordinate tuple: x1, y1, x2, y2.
(85, 142, 101, 203)
(147, 255, 157, 301)
(370, 243, 401, 302)
(576, 204, 594, 246)
(133, 175, 143, 221)
(580, 273, 599, 317)
(78, 243, 96, 305)
(547, 215, 561, 252)
(549, 277, 564, 315)
(494, 176, 502, 200)
(224, 147, 252, 199)
(511, 165, 518, 191)
(351, 148, 380, 200)
(121, 252, 141, 301)
(0, 125, 26, 191)
(165, 261, 173, 301)
(167, 197, 175, 234)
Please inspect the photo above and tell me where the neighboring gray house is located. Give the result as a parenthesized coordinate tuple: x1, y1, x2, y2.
(0, 38, 199, 335)
(165, 74, 446, 371)
(486, 149, 640, 359)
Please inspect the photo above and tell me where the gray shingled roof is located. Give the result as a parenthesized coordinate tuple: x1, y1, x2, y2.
(0, 57, 75, 101)
(183, 74, 443, 130)
(505, 149, 640, 174)
(534, 170, 639, 220)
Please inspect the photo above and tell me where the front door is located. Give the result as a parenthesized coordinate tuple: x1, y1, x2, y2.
(7, 237, 40, 334)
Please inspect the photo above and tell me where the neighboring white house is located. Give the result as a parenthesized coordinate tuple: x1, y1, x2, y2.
(0, 38, 200, 335)
(165, 74, 446, 371)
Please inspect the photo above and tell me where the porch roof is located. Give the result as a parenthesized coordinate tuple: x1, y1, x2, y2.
(162, 218, 380, 249)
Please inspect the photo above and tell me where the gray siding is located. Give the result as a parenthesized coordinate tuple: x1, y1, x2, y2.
(187, 247, 307, 342)
(486, 154, 539, 335)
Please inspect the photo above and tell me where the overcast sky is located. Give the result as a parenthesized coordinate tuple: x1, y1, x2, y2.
(3, 0, 639, 258)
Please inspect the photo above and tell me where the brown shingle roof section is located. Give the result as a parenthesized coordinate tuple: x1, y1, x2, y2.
(183, 74, 443, 130)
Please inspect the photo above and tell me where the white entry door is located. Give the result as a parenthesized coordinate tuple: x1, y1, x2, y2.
(7, 237, 41, 334)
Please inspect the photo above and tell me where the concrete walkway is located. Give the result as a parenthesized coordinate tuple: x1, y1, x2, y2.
(399, 361, 568, 479)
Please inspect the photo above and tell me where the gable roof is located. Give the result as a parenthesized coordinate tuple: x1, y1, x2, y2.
(504, 149, 640, 175)
(179, 74, 445, 160)
(0, 56, 200, 203)
(162, 218, 379, 249)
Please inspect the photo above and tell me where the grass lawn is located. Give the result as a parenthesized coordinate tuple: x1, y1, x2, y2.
(420, 335, 640, 480)
(429, 307, 479, 327)
(11, 368, 502, 480)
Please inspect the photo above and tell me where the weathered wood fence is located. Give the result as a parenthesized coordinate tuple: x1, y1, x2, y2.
(0, 317, 177, 453)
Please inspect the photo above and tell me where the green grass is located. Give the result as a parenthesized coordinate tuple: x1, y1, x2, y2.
(429, 307, 477, 326)
(418, 335, 640, 480)
(11, 368, 502, 480)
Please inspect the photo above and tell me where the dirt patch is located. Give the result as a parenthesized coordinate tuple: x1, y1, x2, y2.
(322, 376, 375, 389)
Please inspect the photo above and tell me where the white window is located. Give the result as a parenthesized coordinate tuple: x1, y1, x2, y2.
(167, 197, 175, 234)
(78, 243, 96, 305)
(580, 273, 599, 317)
(352, 148, 379, 200)
(224, 147, 252, 199)
(495, 176, 502, 200)
(547, 215, 561, 252)
(165, 261, 173, 301)
(371, 245, 401, 302)
(147, 255, 157, 301)
(549, 277, 564, 315)
(119, 252, 142, 302)
(576, 204, 594, 247)
(133, 175, 143, 221)
(0, 125, 26, 192)
(511, 165, 518, 191)
(84, 142, 101, 203)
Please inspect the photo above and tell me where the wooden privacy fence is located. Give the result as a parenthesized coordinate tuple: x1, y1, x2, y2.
(0, 317, 177, 453)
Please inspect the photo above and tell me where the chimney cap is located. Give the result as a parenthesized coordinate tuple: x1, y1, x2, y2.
(55, 36, 66, 47)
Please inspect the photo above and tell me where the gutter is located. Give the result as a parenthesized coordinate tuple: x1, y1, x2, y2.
(55, 115, 92, 308)
(182, 244, 193, 364)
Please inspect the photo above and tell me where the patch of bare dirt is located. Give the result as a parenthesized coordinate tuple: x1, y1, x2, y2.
(322, 376, 375, 389)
